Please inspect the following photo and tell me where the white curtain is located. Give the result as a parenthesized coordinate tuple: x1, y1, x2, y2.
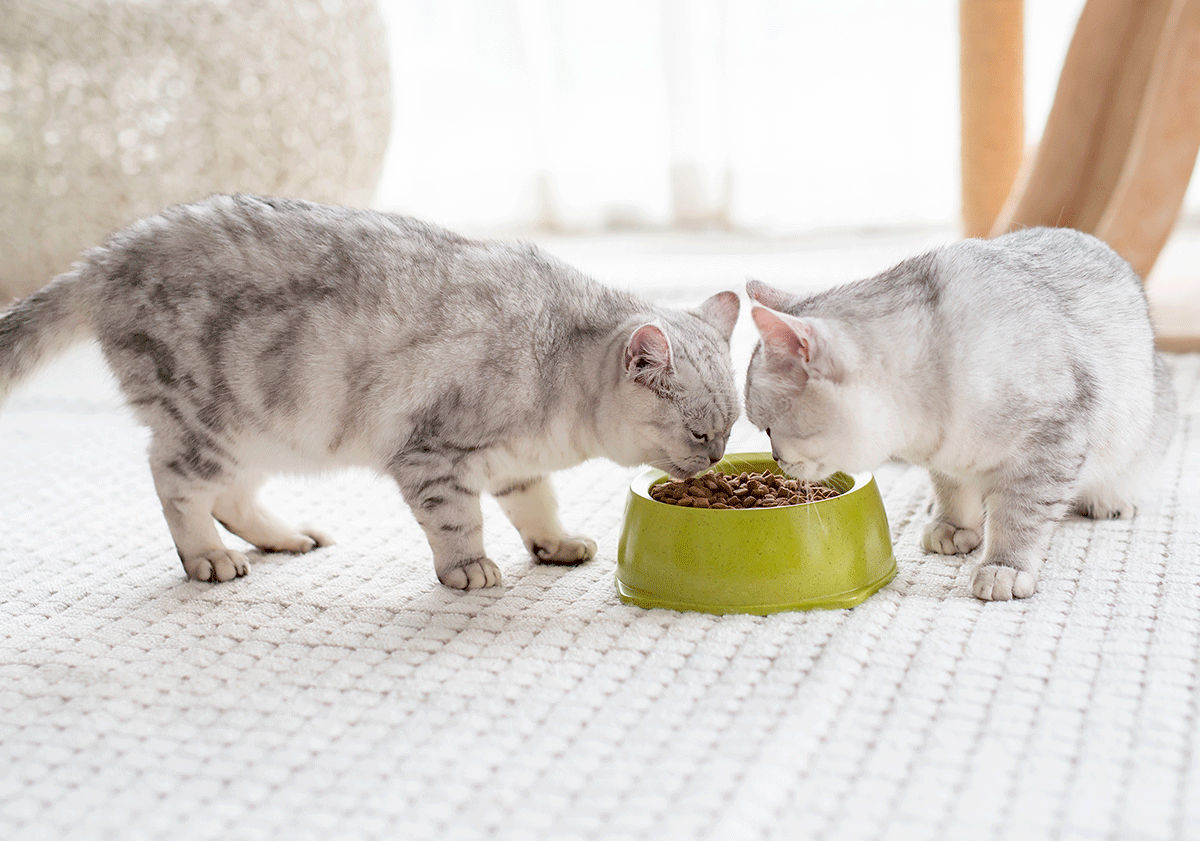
(377, 0, 1125, 234)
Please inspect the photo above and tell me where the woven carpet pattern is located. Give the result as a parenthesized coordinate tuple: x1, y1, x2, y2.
(1, 351, 1197, 841)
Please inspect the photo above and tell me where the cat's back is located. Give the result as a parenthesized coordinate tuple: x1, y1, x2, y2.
(931, 227, 1157, 429)
(86, 194, 624, 335)
(92, 194, 474, 303)
(79, 195, 642, 467)
(937, 227, 1148, 333)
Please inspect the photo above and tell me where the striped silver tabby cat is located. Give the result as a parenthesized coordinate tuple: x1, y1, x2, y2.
(0, 195, 740, 590)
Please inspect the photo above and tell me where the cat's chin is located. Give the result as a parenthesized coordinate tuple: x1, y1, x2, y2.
(659, 459, 702, 480)
(777, 460, 831, 482)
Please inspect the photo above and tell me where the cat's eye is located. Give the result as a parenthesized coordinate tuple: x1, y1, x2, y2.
(691, 431, 709, 443)
(765, 427, 771, 437)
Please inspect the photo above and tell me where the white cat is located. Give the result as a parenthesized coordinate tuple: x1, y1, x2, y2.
(743, 228, 1176, 600)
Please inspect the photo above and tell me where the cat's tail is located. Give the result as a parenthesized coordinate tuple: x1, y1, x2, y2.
(0, 266, 99, 407)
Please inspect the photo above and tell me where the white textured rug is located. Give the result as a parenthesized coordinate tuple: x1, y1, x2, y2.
(1, 343, 1198, 841)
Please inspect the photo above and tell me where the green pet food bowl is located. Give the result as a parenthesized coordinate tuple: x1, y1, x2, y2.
(616, 453, 896, 615)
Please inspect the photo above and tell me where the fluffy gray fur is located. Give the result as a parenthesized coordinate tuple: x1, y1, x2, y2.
(744, 227, 1176, 601)
(0, 194, 740, 589)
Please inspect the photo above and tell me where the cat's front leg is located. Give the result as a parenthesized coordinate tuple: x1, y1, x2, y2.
(971, 479, 1070, 601)
(391, 462, 500, 589)
(921, 470, 985, 555)
(491, 476, 597, 565)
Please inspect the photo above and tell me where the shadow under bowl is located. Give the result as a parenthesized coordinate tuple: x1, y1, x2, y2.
(616, 452, 896, 615)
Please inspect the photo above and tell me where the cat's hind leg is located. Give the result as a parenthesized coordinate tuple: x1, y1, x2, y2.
(213, 476, 333, 553)
(1070, 439, 1139, 520)
(1072, 488, 1136, 521)
(1074, 357, 1174, 520)
(921, 470, 985, 555)
(491, 476, 597, 565)
(1071, 447, 1141, 521)
(149, 448, 248, 582)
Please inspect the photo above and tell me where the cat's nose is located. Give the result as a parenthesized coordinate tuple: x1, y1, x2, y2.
(770, 445, 781, 462)
(707, 441, 725, 464)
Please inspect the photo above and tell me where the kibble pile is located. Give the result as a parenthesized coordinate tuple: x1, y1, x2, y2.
(649, 471, 842, 509)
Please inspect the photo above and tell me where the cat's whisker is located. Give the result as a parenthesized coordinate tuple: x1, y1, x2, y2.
(718, 452, 759, 472)
(805, 496, 830, 534)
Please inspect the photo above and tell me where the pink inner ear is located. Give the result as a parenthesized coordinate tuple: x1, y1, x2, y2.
(625, 324, 672, 375)
(624, 324, 674, 394)
(751, 306, 805, 360)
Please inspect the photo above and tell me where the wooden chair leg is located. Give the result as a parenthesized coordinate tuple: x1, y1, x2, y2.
(1148, 288, 1200, 351)
(990, 0, 1173, 236)
(959, 0, 1024, 238)
(1094, 0, 1200, 280)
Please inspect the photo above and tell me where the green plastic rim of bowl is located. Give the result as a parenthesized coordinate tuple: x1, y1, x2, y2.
(615, 453, 897, 615)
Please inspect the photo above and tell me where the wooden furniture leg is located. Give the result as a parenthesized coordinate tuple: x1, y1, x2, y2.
(1100, 0, 1200, 351)
(1094, 0, 1200, 280)
(959, 0, 1024, 237)
(990, 0, 1174, 236)
(973, 0, 1200, 350)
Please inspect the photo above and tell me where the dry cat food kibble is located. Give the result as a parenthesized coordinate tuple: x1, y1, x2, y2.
(649, 471, 842, 509)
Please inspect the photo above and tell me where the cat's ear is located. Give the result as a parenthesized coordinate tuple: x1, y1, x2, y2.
(751, 306, 838, 380)
(695, 291, 740, 342)
(746, 279, 794, 311)
(624, 323, 674, 394)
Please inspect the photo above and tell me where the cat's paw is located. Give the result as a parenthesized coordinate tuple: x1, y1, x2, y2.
(970, 563, 1036, 601)
(438, 557, 502, 590)
(1074, 500, 1136, 520)
(184, 549, 250, 582)
(921, 521, 982, 555)
(258, 528, 334, 554)
(531, 535, 598, 566)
